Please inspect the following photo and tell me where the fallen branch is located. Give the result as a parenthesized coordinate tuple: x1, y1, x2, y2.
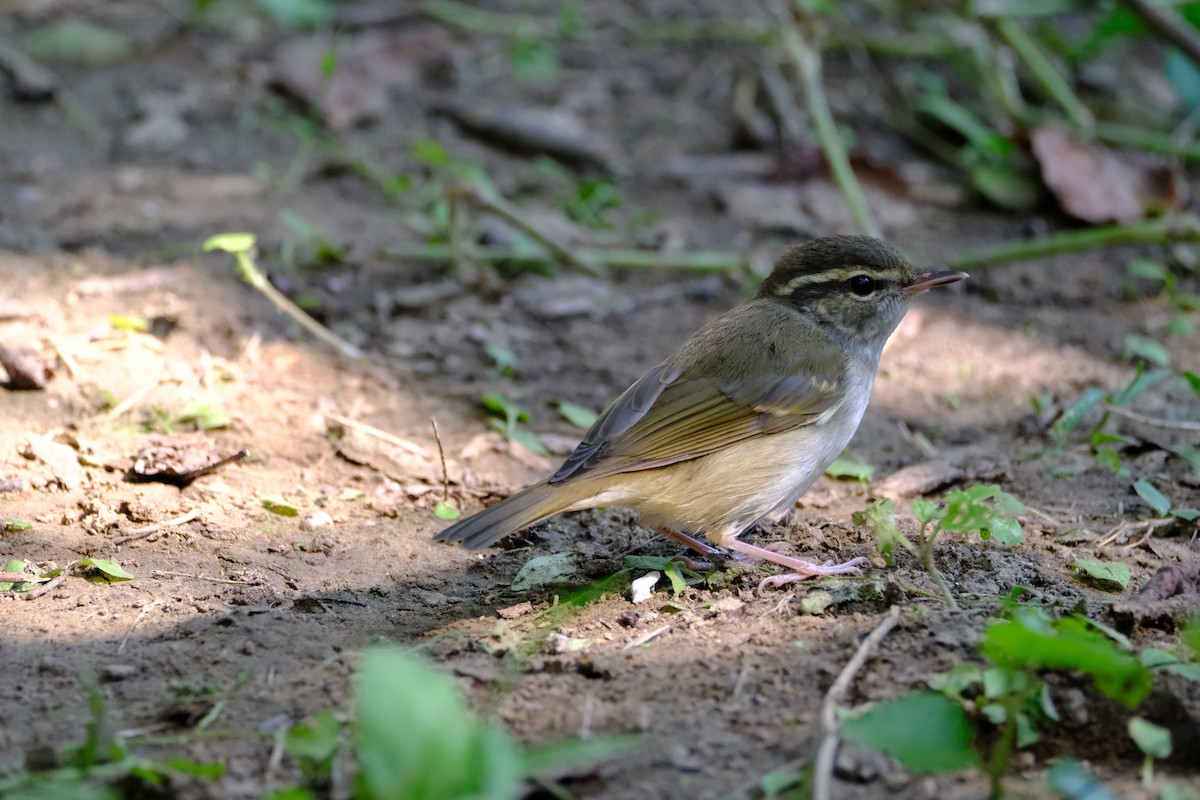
(385, 243, 745, 272)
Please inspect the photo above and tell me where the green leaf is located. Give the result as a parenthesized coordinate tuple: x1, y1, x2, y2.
(1180, 371, 1200, 398)
(969, 163, 1043, 211)
(1123, 335, 1171, 367)
(174, 402, 230, 431)
(1128, 717, 1172, 759)
(27, 20, 133, 64)
(510, 428, 548, 456)
(74, 558, 133, 582)
(353, 648, 524, 800)
(623, 555, 703, 592)
(552, 399, 599, 429)
(262, 496, 301, 517)
(1047, 758, 1118, 800)
(165, 757, 226, 779)
(825, 450, 875, 481)
(1111, 364, 1170, 407)
(852, 499, 913, 566)
(839, 691, 979, 774)
(1133, 478, 1172, 517)
(1165, 47, 1200, 113)
(485, 344, 518, 377)
(511, 553, 577, 592)
(980, 608, 1151, 707)
(1183, 617, 1200, 661)
(936, 485, 1024, 544)
(522, 735, 639, 776)
(203, 233, 256, 254)
(927, 664, 984, 698)
(434, 501, 461, 520)
(107, 313, 150, 332)
(411, 138, 453, 169)
(4, 518, 32, 532)
(509, 31, 561, 86)
(1073, 559, 1131, 592)
(1051, 387, 1107, 441)
(911, 498, 944, 528)
(254, 0, 333, 28)
(286, 709, 341, 762)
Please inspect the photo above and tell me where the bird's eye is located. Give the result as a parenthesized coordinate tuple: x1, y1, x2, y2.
(848, 275, 875, 297)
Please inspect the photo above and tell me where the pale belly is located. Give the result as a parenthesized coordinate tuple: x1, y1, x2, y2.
(574, 390, 872, 547)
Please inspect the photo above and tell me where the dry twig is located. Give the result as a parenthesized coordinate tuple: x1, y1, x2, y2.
(813, 605, 902, 800)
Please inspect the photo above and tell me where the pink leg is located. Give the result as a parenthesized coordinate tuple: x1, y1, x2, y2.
(722, 538, 866, 589)
(655, 527, 721, 556)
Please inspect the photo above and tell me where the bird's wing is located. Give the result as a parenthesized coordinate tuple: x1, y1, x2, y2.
(549, 339, 845, 484)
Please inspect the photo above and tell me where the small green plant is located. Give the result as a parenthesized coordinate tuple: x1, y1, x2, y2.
(855, 485, 1024, 608)
(1128, 717, 1171, 787)
(561, 178, 622, 229)
(0, 676, 224, 798)
(1048, 363, 1195, 476)
(1132, 477, 1200, 522)
(551, 398, 598, 429)
(841, 598, 1158, 800)
(273, 647, 633, 799)
(824, 449, 874, 482)
(143, 401, 231, 434)
(1, 557, 132, 593)
(485, 343, 518, 377)
(481, 393, 547, 455)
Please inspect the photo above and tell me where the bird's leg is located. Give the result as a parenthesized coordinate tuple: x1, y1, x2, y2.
(654, 527, 719, 570)
(722, 538, 866, 588)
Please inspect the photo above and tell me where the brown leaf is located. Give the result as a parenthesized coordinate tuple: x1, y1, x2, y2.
(1031, 127, 1183, 223)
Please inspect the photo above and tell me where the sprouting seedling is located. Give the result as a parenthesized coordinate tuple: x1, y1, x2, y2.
(481, 393, 547, 455)
(856, 486, 1023, 609)
(1132, 478, 1200, 522)
(204, 233, 360, 359)
(1128, 717, 1172, 787)
(485, 343, 518, 377)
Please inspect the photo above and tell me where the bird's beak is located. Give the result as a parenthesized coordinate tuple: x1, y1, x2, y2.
(906, 270, 969, 295)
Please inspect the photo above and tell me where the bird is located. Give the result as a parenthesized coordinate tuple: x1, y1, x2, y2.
(436, 235, 967, 583)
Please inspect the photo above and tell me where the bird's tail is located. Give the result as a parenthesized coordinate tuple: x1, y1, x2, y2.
(435, 481, 579, 549)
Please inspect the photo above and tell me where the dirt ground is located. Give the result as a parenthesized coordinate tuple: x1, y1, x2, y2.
(1, 3, 1198, 799)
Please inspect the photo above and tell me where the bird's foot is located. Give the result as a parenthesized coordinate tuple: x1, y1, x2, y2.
(755, 558, 869, 592)
(723, 537, 866, 588)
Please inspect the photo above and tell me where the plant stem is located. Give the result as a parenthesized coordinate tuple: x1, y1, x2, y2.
(991, 18, 1094, 133)
(386, 243, 746, 273)
(984, 694, 1019, 800)
(947, 214, 1200, 271)
(452, 184, 604, 277)
(778, 5, 881, 238)
(919, 526, 959, 609)
(1094, 120, 1200, 160)
(1121, 0, 1200, 67)
(231, 251, 362, 359)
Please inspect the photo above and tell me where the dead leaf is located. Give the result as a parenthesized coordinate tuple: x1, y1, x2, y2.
(1031, 127, 1183, 223)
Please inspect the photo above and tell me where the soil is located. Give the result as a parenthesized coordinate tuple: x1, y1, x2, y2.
(1, 3, 1198, 799)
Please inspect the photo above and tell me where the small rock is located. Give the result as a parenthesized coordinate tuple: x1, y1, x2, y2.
(99, 663, 138, 682)
(497, 601, 534, 620)
(630, 571, 660, 604)
(300, 511, 333, 531)
(706, 596, 744, 615)
(799, 590, 834, 616)
(412, 588, 450, 607)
